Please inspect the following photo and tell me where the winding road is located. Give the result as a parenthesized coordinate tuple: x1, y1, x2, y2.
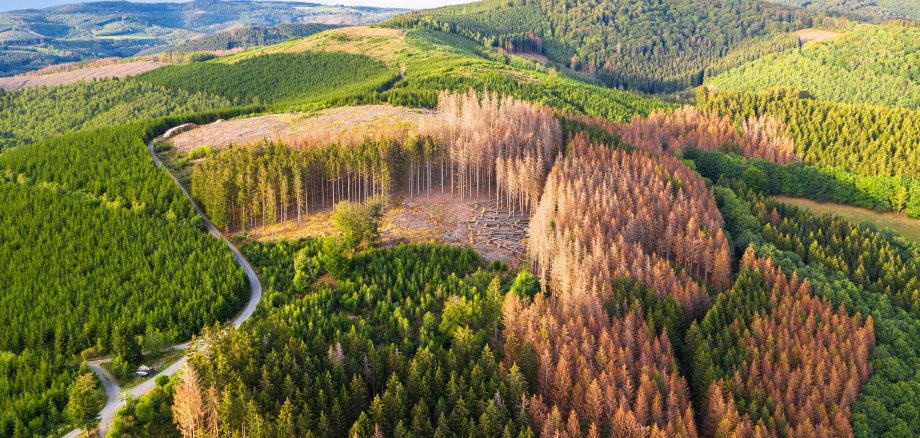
(63, 139, 262, 437)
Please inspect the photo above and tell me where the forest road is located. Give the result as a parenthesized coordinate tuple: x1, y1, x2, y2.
(61, 139, 262, 438)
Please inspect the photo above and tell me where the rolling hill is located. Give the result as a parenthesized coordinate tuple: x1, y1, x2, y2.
(391, 0, 816, 93)
(0, 0, 402, 76)
(706, 23, 920, 108)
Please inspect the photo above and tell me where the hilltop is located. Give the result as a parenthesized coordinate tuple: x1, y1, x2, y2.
(0, 0, 402, 76)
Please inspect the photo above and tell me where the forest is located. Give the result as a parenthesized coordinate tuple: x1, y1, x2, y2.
(0, 6, 918, 436)
(392, 0, 814, 93)
(0, 120, 246, 436)
(191, 91, 563, 231)
(697, 88, 920, 181)
(137, 52, 398, 108)
(707, 23, 920, 108)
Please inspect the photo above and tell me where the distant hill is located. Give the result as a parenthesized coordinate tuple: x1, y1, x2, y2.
(706, 23, 920, 108)
(0, 0, 403, 76)
(763, 0, 920, 21)
(391, 0, 818, 94)
(170, 23, 339, 52)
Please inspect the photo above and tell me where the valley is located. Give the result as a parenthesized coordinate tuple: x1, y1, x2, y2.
(0, 1, 917, 437)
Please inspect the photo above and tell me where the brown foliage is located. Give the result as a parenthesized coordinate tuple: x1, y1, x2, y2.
(582, 107, 798, 164)
(422, 89, 562, 210)
(703, 249, 875, 437)
(504, 295, 697, 437)
(528, 139, 730, 316)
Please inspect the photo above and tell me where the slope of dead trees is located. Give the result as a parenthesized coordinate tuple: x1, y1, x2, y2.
(528, 139, 731, 317)
(501, 140, 735, 437)
(691, 249, 875, 437)
(192, 90, 562, 231)
(579, 107, 799, 164)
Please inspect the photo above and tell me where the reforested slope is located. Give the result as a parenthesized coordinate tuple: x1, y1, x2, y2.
(392, 0, 813, 93)
(0, 79, 231, 150)
(0, 121, 246, 436)
(707, 23, 920, 108)
(137, 52, 397, 108)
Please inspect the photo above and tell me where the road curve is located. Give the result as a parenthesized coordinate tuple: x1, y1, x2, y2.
(62, 138, 262, 437)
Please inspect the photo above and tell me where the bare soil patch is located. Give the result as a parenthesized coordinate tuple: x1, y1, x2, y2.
(0, 61, 164, 92)
(169, 105, 432, 153)
(0, 61, 165, 91)
(239, 193, 529, 265)
(796, 29, 841, 43)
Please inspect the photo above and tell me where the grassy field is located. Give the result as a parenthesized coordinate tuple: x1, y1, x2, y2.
(774, 195, 920, 244)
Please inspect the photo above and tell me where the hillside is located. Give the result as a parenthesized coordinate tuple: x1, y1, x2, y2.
(169, 23, 339, 52)
(0, 3, 918, 437)
(764, 0, 920, 21)
(391, 0, 814, 93)
(706, 23, 920, 108)
(0, 0, 402, 76)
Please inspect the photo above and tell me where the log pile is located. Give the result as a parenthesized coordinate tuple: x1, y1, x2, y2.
(462, 199, 528, 259)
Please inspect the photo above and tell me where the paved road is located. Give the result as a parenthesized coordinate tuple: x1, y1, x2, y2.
(62, 138, 262, 437)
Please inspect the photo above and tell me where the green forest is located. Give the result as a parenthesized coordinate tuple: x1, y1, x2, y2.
(707, 23, 920, 108)
(392, 0, 814, 93)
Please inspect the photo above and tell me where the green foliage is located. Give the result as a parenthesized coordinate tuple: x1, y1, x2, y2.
(0, 2, 397, 76)
(0, 350, 80, 437)
(385, 30, 670, 121)
(764, 0, 920, 21)
(0, 79, 231, 150)
(687, 147, 920, 218)
(697, 88, 920, 180)
(332, 199, 383, 250)
(707, 23, 920, 108)
(64, 373, 101, 431)
(189, 243, 531, 436)
(0, 120, 246, 434)
(392, 0, 812, 93)
(137, 52, 397, 108)
(109, 374, 180, 438)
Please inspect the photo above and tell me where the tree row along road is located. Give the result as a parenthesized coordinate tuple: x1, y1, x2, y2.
(62, 138, 263, 438)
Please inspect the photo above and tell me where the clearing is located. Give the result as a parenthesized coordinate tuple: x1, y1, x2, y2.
(242, 194, 529, 265)
(0, 60, 164, 92)
(168, 105, 432, 153)
(218, 26, 409, 66)
(796, 28, 841, 43)
(774, 196, 920, 245)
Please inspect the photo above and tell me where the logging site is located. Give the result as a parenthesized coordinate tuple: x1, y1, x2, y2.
(158, 92, 554, 264)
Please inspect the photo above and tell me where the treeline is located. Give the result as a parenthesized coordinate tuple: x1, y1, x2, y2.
(178, 243, 534, 436)
(386, 31, 671, 122)
(393, 0, 813, 93)
(687, 147, 920, 217)
(192, 91, 563, 231)
(714, 183, 920, 436)
(137, 52, 398, 107)
(686, 249, 874, 436)
(171, 24, 338, 52)
(0, 120, 247, 436)
(604, 107, 798, 164)
(707, 23, 920, 108)
(0, 79, 231, 149)
(697, 88, 920, 180)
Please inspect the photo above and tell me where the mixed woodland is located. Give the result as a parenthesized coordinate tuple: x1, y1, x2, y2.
(0, 6, 917, 438)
